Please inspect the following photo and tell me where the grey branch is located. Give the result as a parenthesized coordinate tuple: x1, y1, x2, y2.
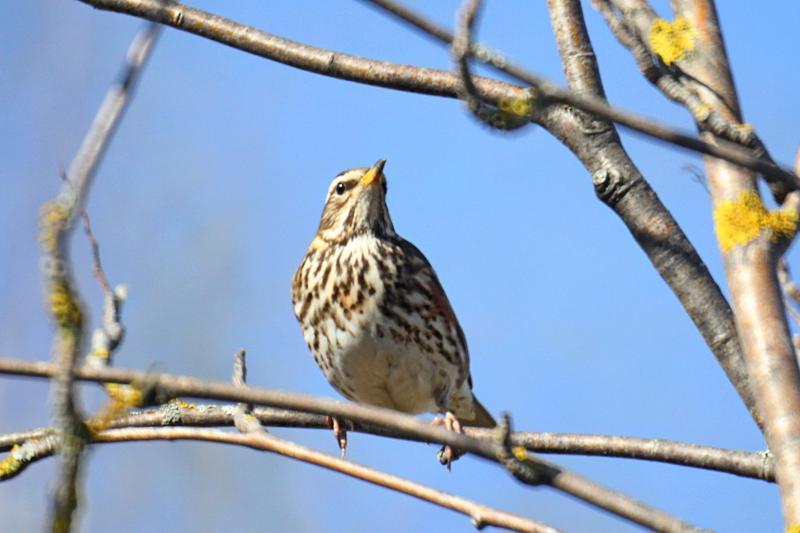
(0, 405, 775, 482)
(77, 0, 800, 189)
(1, 357, 705, 532)
(40, 22, 160, 533)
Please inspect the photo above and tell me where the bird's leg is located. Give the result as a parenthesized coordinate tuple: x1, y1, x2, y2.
(433, 411, 464, 469)
(327, 416, 348, 457)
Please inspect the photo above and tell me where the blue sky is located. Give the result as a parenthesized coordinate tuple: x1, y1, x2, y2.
(2, 1, 799, 531)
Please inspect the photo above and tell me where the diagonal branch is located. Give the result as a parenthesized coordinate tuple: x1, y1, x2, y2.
(0, 357, 705, 532)
(593, 0, 791, 202)
(95, 426, 559, 533)
(542, 0, 758, 425)
(76, 0, 800, 188)
(666, 0, 800, 525)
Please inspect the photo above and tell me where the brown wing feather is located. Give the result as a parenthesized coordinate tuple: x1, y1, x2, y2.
(394, 237, 472, 385)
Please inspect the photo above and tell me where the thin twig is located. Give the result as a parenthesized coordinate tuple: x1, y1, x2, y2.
(94, 426, 559, 533)
(81, 210, 127, 370)
(0, 357, 706, 532)
(39, 22, 160, 532)
(77, 0, 800, 188)
(231, 349, 262, 434)
(451, 0, 530, 131)
(778, 260, 800, 328)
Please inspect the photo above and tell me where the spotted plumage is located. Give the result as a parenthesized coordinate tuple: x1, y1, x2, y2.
(292, 160, 495, 434)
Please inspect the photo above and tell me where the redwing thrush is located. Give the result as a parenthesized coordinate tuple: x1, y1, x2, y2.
(292, 160, 495, 459)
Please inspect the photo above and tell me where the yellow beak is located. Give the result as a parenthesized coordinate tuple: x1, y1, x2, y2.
(359, 159, 387, 187)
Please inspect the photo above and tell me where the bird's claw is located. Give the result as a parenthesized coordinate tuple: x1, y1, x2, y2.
(328, 416, 348, 458)
(433, 411, 464, 469)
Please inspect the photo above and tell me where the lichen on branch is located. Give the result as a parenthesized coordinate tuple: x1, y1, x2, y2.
(649, 17, 696, 66)
(713, 191, 798, 251)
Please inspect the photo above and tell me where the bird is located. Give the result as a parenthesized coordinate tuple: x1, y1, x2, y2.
(291, 159, 495, 463)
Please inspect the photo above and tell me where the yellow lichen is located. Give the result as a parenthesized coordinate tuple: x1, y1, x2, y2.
(38, 201, 68, 255)
(511, 446, 529, 461)
(691, 102, 712, 121)
(786, 524, 800, 533)
(92, 348, 111, 361)
(649, 17, 696, 66)
(0, 445, 22, 478)
(498, 91, 536, 118)
(713, 191, 798, 251)
(105, 383, 143, 405)
(172, 398, 196, 409)
(49, 281, 83, 330)
(88, 384, 144, 432)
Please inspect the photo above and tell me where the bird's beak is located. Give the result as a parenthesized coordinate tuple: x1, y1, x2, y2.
(359, 159, 387, 187)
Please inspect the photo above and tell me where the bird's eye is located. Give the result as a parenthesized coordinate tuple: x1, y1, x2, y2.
(335, 182, 346, 195)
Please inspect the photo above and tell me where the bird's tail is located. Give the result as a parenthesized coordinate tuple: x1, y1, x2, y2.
(464, 395, 496, 428)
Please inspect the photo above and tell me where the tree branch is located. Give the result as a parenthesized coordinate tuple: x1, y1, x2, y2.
(94, 426, 559, 533)
(548, 0, 761, 425)
(450, 0, 531, 131)
(0, 357, 705, 532)
(38, 22, 160, 532)
(593, 0, 791, 202)
(666, 0, 800, 525)
(76, 0, 800, 188)
(0, 406, 775, 482)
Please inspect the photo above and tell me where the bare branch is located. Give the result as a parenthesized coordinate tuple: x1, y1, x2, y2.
(39, 22, 160, 532)
(548, 0, 761, 426)
(365, 0, 761, 428)
(94, 426, 559, 533)
(231, 349, 262, 434)
(0, 405, 775, 482)
(451, 0, 530, 131)
(508, 431, 773, 482)
(223, 353, 560, 531)
(666, 0, 800, 525)
(0, 357, 705, 531)
(77, 0, 800, 188)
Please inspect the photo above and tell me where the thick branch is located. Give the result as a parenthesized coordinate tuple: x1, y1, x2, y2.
(669, 0, 800, 525)
(542, 0, 760, 425)
(0, 357, 704, 532)
(76, 0, 800, 187)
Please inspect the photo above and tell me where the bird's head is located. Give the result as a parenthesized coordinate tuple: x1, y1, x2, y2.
(315, 159, 395, 242)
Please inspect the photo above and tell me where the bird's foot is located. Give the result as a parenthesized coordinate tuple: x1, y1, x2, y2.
(433, 411, 464, 469)
(327, 416, 348, 458)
